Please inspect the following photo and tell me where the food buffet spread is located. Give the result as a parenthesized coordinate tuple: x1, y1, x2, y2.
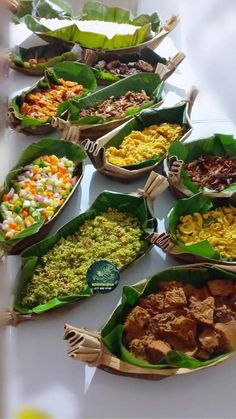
(4, 0, 236, 401)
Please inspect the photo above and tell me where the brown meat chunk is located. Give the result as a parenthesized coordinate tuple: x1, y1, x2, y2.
(137, 60, 153, 72)
(215, 322, 236, 350)
(171, 316, 197, 346)
(229, 294, 236, 312)
(214, 296, 230, 308)
(148, 312, 176, 336)
(196, 349, 211, 360)
(159, 281, 184, 291)
(124, 306, 150, 343)
(145, 339, 171, 363)
(124, 306, 150, 329)
(198, 329, 220, 352)
(139, 292, 165, 315)
(130, 338, 148, 361)
(214, 305, 234, 323)
(164, 287, 187, 309)
(184, 284, 210, 301)
(207, 279, 234, 297)
(163, 333, 197, 353)
(189, 296, 215, 325)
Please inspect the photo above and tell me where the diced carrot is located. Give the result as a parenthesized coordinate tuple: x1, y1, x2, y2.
(21, 210, 28, 218)
(59, 166, 66, 173)
(9, 222, 17, 229)
(2, 194, 9, 201)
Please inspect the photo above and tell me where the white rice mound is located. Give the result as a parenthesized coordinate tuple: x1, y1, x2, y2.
(40, 18, 141, 38)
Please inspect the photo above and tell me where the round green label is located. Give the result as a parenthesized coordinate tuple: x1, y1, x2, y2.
(86, 260, 120, 294)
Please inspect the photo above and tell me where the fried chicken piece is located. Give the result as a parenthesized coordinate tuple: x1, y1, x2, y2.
(139, 292, 165, 315)
(164, 287, 187, 310)
(184, 284, 210, 301)
(215, 321, 236, 350)
(124, 306, 150, 343)
(145, 339, 171, 363)
(198, 328, 220, 352)
(148, 312, 176, 336)
(189, 296, 215, 325)
(171, 316, 197, 346)
(207, 279, 234, 297)
(130, 338, 148, 361)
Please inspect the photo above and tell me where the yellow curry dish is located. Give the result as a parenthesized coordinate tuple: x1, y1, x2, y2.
(176, 205, 236, 260)
(105, 123, 185, 167)
(21, 79, 84, 122)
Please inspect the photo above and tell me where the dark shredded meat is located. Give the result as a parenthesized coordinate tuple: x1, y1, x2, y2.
(95, 59, 154, 77)
(123, 278, 236, 364)
(185, 154, 236, 191)
(79, 90, 151, 121)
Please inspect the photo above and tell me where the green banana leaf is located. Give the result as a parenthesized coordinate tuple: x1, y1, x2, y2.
(80, 1, 160, 32)
(10, 42, 82, 71)
(101, 264, 236, 369)
(168, 133, 236, 194)
(13, 0, 73, 23)
(61, 73, 163, 127)
(102, 103, 189, 170)
(92, 47, 167, 83)
(0, 138, 86, 251)
(21, 1, 160, 49)
(13, 191, 157, 314)
(10, 61, 97, 128)
(168, 192, 236, 261)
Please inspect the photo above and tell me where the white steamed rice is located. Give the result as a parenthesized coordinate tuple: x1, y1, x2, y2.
(40, 18, 141, 38)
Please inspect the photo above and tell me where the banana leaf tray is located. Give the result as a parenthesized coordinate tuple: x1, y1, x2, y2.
(53, 72, 164, 142)
(152, 192, 236, 265)
(164, 133, 236, 198)
(7, 61, 97, 136)
(82, 47, 185, 86)
(9, 41, 82, 77)
(5, 172, 168, 325)
(64, 263, 236, 380)
(16, 1, 179, 53)
(0, 138, 85, 255)
(83, 89, 197, 183)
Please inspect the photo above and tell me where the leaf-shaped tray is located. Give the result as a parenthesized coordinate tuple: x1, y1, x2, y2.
(6, 172, 168, 324)
(84, 47, 185, 86)
(83, 90, 197, 183)
(12, 0, 73, 22)
(164, 133, 236, 198)
(54, 72, 164, 142)
(151, 192, 236, 265)
(0, 138, 86, 255)
(9, 41, 82, 76)
(8, 61, 97, 135)
(64, 263, 236, 379)
(18, 1, 177, 52)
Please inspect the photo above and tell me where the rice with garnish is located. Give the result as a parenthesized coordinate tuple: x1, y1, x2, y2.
(40, 18, 142, 39)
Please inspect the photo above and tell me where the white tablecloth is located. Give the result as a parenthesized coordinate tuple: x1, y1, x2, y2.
(4, 25, 236, 419)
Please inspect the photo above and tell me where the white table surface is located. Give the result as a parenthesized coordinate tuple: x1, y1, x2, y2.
(3, 26, 236, 419)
